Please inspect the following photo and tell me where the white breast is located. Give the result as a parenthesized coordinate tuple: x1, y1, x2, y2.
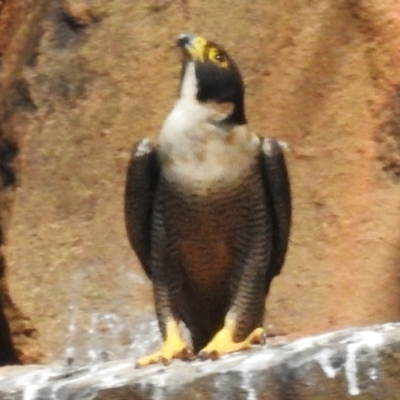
(158, 62, 259, 194)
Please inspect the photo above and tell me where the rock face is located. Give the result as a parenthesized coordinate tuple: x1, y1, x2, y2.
(0, 324, 400, 399)
(0, 0, 400, 374)
(0, 0, 48, 365)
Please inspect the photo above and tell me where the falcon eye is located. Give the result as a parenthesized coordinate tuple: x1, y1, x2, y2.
(209, 47, 229, 68)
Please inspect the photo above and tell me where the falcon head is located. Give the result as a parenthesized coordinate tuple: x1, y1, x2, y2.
(177, 33, 246, 125)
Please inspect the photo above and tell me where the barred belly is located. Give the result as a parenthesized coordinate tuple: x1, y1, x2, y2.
(161, 165, 262, 295)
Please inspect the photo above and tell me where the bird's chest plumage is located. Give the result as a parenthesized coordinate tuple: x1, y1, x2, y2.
(158, 98, 259, 195)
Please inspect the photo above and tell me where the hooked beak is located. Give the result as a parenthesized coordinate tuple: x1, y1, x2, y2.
(176, 33, 207, 62)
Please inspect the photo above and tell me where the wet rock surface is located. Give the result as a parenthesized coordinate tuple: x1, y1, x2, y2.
(0, 323, 399, 400)
(1, 0, 399, 365)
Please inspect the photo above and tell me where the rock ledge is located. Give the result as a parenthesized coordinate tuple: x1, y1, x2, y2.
(0, 323, 399, 399)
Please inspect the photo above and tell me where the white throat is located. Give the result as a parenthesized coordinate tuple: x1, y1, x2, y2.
(180, 61, 198, 102)
(160, 61, 218, 149)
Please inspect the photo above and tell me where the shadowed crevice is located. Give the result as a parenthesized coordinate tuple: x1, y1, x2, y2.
(0, 255, 19, 366)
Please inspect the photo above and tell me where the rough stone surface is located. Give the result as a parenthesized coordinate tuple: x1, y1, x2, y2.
(0, 0, 400, 370)
(0, 324, 400, 399)
(0, 0, 48, 364)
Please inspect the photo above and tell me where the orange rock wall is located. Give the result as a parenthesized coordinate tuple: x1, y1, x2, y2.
(1, 0, 400, 362)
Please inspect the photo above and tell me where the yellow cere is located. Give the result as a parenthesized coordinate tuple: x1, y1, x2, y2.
(187, 36, 208, 62)
(208, 47, 229, 68)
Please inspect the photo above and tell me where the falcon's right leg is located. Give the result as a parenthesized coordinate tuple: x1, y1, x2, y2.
(136, 208, 191, 367)
(136, 317, 190, 367)
(136, 272, 191, 367)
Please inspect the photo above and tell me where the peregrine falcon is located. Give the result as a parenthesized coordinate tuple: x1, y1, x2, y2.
(125, 33, 291, 366)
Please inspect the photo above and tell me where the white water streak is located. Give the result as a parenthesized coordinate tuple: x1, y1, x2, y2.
(241, 371, 258, 400)
(23, 385, 41, 400)
(344, 331, 383, 396)
(317, 348, 338, 379)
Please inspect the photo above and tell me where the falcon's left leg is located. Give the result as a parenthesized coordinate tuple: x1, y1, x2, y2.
(198, 318, 264, 360)
(199, 200, 272, 359)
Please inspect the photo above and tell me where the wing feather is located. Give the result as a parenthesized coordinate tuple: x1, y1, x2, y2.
(124, 139, 159, 279)
(259, 137, 292, 278)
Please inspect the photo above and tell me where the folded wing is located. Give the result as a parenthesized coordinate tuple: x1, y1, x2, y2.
(124, 139, 160, 279)
(259, 137, 292, 279)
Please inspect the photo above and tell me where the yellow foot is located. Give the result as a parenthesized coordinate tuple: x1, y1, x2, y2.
(136, 320, 192, 367)
(199, 325, 264, 360)
(136, 341, 191, 367)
